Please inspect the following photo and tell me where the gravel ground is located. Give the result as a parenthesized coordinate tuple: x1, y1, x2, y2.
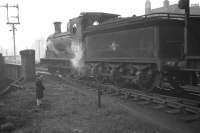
(0, 76, 198, 133)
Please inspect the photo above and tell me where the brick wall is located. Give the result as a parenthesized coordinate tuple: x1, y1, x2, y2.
(4, 63, 22, 80)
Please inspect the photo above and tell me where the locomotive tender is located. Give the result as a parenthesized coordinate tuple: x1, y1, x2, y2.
(41, 12, 200, 92)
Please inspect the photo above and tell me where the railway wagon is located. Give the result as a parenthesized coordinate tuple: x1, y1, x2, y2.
(41, 12, 200, 92)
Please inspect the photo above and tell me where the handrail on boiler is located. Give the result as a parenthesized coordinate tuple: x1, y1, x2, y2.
(143, 13, 200, 19)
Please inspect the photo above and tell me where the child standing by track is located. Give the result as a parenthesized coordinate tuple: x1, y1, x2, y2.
(35, 75, 45, 106)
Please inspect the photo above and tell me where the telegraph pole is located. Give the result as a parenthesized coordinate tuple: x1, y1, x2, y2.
(0, 3, 20, 58)
(11, 23, 17, 57)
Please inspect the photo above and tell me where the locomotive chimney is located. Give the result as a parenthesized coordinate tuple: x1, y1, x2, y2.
(54, 22, 62, 34)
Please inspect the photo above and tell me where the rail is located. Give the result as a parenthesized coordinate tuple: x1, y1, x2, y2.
(63, 75, 200, 122)
(36, 68, 200, 122)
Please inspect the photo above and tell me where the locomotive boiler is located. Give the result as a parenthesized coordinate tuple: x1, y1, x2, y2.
(41, 12, 200, 93)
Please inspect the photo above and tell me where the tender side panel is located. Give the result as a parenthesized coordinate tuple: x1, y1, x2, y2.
(159, 23, 184, 59)
(85, 27, 156, 62)
(188, 18, 200, 56)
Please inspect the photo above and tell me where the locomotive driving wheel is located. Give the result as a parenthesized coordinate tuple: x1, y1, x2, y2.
(137, 69, 160, 92)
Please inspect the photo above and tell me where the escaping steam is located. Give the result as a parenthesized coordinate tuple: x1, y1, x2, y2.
(70, 40, 84, 72)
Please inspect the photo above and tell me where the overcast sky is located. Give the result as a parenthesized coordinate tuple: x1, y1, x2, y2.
(0, 0, 199, 55)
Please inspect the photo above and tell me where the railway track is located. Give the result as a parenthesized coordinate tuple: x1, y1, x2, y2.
(36, 68, 200, 122)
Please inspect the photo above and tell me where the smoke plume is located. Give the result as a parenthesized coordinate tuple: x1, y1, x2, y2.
(70, 40, 84, 73)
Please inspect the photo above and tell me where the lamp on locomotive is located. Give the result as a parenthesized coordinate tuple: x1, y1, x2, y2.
(178, 0, 189, 9)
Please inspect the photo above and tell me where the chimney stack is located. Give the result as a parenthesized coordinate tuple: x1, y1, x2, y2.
(54, 22, 62, 34)
(163, 0, 170, 8)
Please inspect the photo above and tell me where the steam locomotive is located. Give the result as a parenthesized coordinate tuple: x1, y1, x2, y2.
(41, 12, 200, 93)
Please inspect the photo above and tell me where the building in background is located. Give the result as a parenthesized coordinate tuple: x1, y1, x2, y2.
(4, 55, 21, 64)
(31, 38, 46, 63)
(0, 46, 13, 56)
(145, 0, 200, 15)
(0, 46, 21, 64)
(1, 38, 46, 64)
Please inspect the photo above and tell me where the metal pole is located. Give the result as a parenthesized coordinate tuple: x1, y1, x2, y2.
(39, 40, 41, 59)
(17, 4, 20, 23)
(6, 3, 9, 22)
(184, 0, 190, 57)
(98, 87, 102, 108)
(11, 24, 16, 58)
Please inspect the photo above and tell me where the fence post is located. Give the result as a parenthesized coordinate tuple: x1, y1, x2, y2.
(98, 87, 102, 108)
